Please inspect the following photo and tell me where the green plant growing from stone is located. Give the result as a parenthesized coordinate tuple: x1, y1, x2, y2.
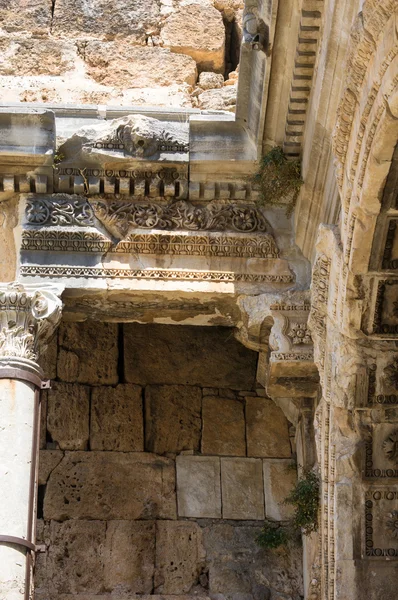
(252, 146, 302, 215)
(256, 469, 320, 550)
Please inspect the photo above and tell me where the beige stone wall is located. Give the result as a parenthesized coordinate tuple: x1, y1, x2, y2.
(36, 321, 303, 600)
(0, 0, 242, 109)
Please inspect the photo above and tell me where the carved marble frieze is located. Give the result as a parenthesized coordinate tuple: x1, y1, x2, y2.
(25, 195, 272, 238)
(364, 488, 398, 559)
(367, 360, 398, 406)
(382, 219, 398, 270)
(364, 424, 398, 480)
(57, 115, 189, 165)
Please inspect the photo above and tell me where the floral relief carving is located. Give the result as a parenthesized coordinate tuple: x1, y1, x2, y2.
(386, 510, 398, 540)
(287, 322, 312, 345)
(384, 358, 398, 389)
(383, 431, 398, 464)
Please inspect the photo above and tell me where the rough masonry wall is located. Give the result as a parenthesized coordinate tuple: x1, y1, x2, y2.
(0, 0, 242, 109)
(36, 321, 303, 600)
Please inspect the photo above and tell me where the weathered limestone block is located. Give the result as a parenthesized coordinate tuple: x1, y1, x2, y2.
(202, 396, 246, 456)
(0, 38, 76, 76)
(155, 521, 206, 594)
(84, 43, 197, 88)
(90, 384, 143, 451)
(198, 71, 224, 89)
(40, 333, 58, 380)
(263, 459, 296, 521)
(124, 324, 257, 389)
(161, 4, 225, 72)
(202, 523, 303, 599)
(0, 196, 17, 282)
(57, 321, 118, 385)
(145, 385, 201, 454)
(104, 521, 155, 594)
(197, 86, 238, 112)
(246, 397, 291, 458)
(46, 382, 90, 450)
(176, 455, 221, 518)
(44, 452, 176, 520)
(52, 0, 160, 41)
(35, 520, 106, 595)
(0, 0, 52, 34)
(38, 450, 64, 485)
(221, 458, 264, 519)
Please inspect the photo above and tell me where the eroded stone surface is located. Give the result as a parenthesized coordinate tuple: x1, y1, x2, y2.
(52, 0, 160, 41)
(44, 452, 176, 520)
(0, 0, 52, 34)
(246, 397, 291, 458)
(104, 521, 155, 593)
(176, 455, 221, 518)
(161, 4, 225, 72)
(35, 520, 106, 595)
(263, 459, 296, 521)
(0, 38, 76, 76)
(202, 396, 246, 456)
(38, 450, 64, 486)
(57, 322, 118, 385)
(154, 520, 206, 594)
(124, 324, 257, 389)
(46, 382, 90, 450)
(145, 385, 201, 454)
(84, 43, 197, 88)
(221, 458, 264, 520)
(90, 384, 143, 451)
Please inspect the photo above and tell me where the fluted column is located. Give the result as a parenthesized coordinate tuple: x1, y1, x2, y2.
(0, 283, 62, 600)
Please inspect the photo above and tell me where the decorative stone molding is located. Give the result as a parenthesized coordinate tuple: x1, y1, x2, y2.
(21, 230, 280, 259)
(383, 431, 398, 464)
(0, 282, 63, 368)
(19, 265, 293, 284)
(364, 488, 398, 559)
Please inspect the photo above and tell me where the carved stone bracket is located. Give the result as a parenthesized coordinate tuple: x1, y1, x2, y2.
(0, 282, 63, 373)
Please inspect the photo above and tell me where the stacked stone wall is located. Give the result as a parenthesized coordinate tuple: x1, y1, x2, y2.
(0, 0, 242, 109)
(36, 321, 303, 600)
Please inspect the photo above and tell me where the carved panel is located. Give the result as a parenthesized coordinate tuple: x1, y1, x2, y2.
(367, 363, 398, 405)
(382, 219, 398, 270)
(364, 425, 398, 479)
(364, 488, 398, 559)
(372, 279, 398, 336)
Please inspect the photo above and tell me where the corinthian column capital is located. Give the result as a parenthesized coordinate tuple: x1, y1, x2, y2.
(0, 282, 63, 376)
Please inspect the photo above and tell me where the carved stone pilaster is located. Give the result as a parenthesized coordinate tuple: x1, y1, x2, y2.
(0, 282, 63, 375)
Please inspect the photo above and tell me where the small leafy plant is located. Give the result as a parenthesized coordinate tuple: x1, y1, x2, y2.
(256, 468, 320, 550)
(256, 522, 289, 549)
(252, 146, 302, 215)
(284, 469, 320, 535)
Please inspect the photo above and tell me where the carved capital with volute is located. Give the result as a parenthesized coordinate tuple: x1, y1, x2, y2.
(0, 282, 63, 376)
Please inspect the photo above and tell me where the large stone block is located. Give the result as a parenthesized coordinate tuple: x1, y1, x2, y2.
(176, 455, 221, 518)
(161, 4, 225, 72)
(84, 43, 197, 88)
(52, 0, 160, 41)
(221, 458, 264, 520)
(0, 0, 52, 34)
(0, 38, 76, 76)
(104, 521, 155, 593)
(155, 521, 206, 594)
(90, 384, 143, 451)
(246, 397, 291, 458)
(145, 385, 201, 454)
(46, 382, 90, 450)
(124, 324, 257, 389)
(202, 396, 246, 456)
(263, 459, 296, 521)
(57, 321, 118, 385)
(44, 452, 176, 520)
(38, 450, 64, 485)
(35, 520, 106, 595)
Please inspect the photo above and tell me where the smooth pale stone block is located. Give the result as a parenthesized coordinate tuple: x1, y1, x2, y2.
(202, 396, 246, 456)
(104, 521, 155, 593)
(176, 455, 221, 518)
(246, 397, 291, 458)
(263, 459, 296, 521)
(35, 173, 48, 193)
(221, 457, 265, 520)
